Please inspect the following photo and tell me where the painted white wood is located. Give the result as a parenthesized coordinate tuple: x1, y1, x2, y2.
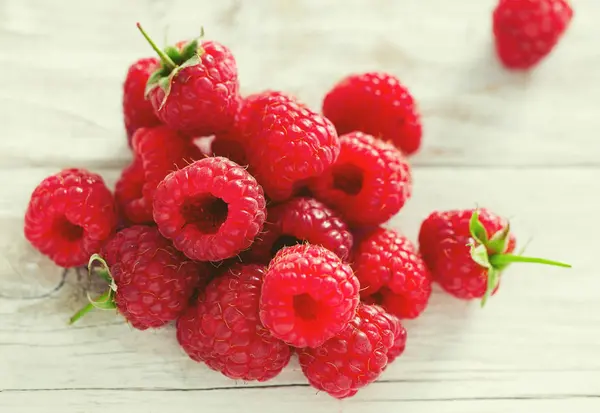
(1, 0, 599, 411)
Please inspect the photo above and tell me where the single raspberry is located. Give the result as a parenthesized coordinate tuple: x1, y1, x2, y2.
(24, 168, 117, 268)
(177, 264, 292, 381)
(115, 126, 202, 224)
(137, 24, 240, 136)
(298, 304, 399, 399)
(382, 311, 407, 364)
(418, 208, 570, 303)
(122, 57, 161, 145)
(309, 132, 412, 227)
(239, 92, 340, 201)
(69, 225, 203, 329)
(245, 197, 353, 264)
(153, 157, 266, 262)
(353, 228, 432, 319)
(493, 0, 573, 70)
(323, 72, 422, 155)
(259, 244, 360, 348)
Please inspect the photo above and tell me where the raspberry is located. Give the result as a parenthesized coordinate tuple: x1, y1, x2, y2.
(153, 157, 266, 262)
(210, 128, 248, 167)
(115, 126, 201, 224)
(239, 92, 340, 201)
(245, 197, 353, 264)
(309, 132, 412, 227)
(138, 25, 240, 136)
(69, 225, 203, 330)
(259, 244, 360, 348)
(298, 304, 400, 399)
(493, 0, 573, 70)
(353, 228, 432, 319)
(323, 72, 422, 155)
(122, 57, 161, 144)
(24, 168, 117, 268)
(177, 264, 292, 381)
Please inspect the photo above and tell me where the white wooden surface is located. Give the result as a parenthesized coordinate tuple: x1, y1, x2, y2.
(1, 0, 599, 412)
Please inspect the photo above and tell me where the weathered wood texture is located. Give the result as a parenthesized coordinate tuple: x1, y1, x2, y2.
(1, 0, 599, 412)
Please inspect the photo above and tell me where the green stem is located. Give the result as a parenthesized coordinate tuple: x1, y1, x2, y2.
(490, 253, 571, 269)
(136, 22, 177, 71)
(68, 289, 112, 324)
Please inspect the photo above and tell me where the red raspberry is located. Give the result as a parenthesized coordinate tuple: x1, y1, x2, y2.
(70, 225, 202, 330)
(259, 244, 360, 348)
(246, 197, 353, 264)
(239, 92, 340, 201)
(24, 168, 117, 268)
(309, 132, 412, 227)
(298, 304, 400, 399)
(493, 0, 573, 70)
(153, 157, 266, 262)
(418, 208, 570, 303)
(382, 312, 407, 364)
(353, 228, 432, 319)
(115, 126, 201, 224)
(323, 72, 422, 155)
(122, 57, 161, 144)
(177, 264, 292, 381)
(138, 24, 240, 136)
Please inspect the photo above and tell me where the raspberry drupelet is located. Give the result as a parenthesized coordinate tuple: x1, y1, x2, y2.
(153, 157, 266, 262)
(353, 227, 432, 319)
(177, 264, 292, 381)
(309, 132, 412, 227)
(259, 244, 360, 348)
(245, 197, 353, 264)
(24, 168, 118, 268)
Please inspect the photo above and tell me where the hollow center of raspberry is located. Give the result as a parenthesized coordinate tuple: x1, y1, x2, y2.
(331, 163, 364, 195)
(293, 293, 320, 321)
(53, 216, 84, 242)
(270, 235, 303, 257)
(180, 195, 229, 234)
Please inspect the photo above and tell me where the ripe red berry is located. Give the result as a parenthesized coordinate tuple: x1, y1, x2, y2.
(239, 92, 340, 201)
(245, 197, 353, 264)
(309, 132, 412, 227)
(418, 208, 570, 303)
(70, 225, 203, 329)
(323, 72, 422, 155)
(122, 57, 161, 145)
(177, 264, 292, 381)
(353, 228, 432, 319)
(137, 24, 240, 136)
(298, 304, 402, 399)
(24, 168, 117, 268)
(153, 157, 266, 262)
(493, 0, 573, 70)
(115, 126, 202, 224)
(259, 244, 360, 348)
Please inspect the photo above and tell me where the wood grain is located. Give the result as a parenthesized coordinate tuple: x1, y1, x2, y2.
(1, 0, 599, 411)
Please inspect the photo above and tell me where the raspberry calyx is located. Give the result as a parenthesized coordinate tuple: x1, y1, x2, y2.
(468, 210, 571, 306)
(136, 23, 205, 106)
(68, 254, 118, 324)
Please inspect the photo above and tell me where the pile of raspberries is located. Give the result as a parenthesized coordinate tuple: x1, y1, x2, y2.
(23, 1, 573, 400)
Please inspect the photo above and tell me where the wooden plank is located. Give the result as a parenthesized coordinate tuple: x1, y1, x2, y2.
(2, 168, 599, 402)
(0, 0, 598, 169)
